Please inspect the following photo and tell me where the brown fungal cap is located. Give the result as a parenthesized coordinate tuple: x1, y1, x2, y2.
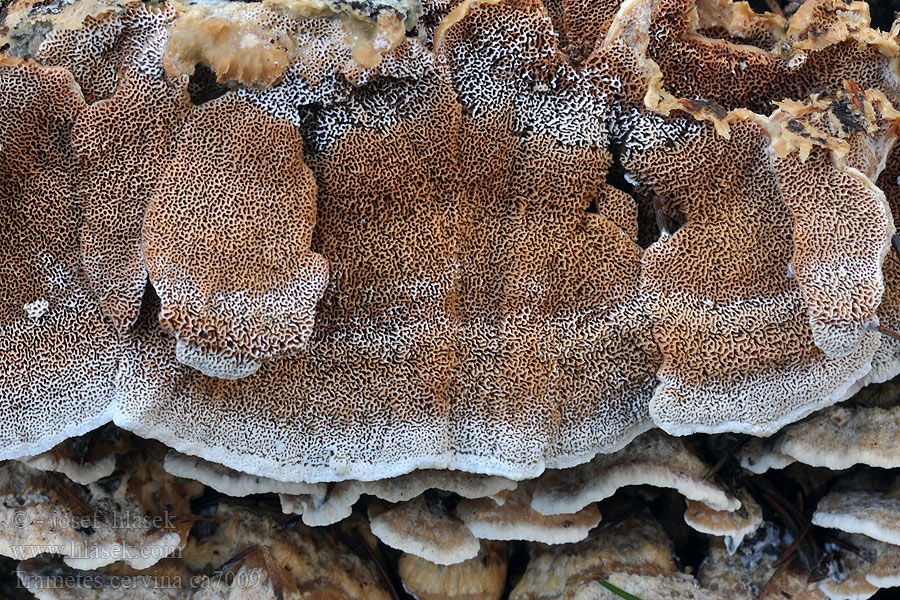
(115, 0, 659, 483)
(0, 57, 125, 462)
(625, 108, 880, 436)
(142, 92, 329, 379)
(398, 540, 507, 600)
(369, 495, 481, 565)
(619, 0, 899, 115)
(456, 482, 602, 545)
(530, 430, 739, 515)
(768, 86, 899, 359)
(684, 491, 763, 553)
(67, 5, 193, 334)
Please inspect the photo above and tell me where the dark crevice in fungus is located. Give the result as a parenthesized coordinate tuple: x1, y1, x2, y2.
(187, 65, 229, 106)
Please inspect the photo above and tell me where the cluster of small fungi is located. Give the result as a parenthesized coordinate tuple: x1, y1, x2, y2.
(4, 0, 900, 597)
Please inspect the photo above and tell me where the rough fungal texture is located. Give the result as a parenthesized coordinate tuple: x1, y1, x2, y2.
(0, 58, 123, 461)
(530, 429, 738, 515)
(143, 92, 329, 379)
(4, 0, 900, 497)
(113, 0, 660, 483)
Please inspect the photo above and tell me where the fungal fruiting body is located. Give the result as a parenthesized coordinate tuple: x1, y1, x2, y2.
(5, 0, 900, 597)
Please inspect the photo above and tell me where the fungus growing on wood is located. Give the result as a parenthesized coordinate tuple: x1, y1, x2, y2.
(625, 107, 882, 436)
(0, 442, 202, 570)
(778, 405, 900, 470)
(683, 491, 763, 554)
(115, 0, 659, 484)
(0, 57, 125, 462)
(279, 468, 516, 527)
(530, 430, 738, 516)
(768, 86, 899, 359)
(18, 427, 131, 485)
(67, 5, 192, 334)
(142, 92, 329, 379)
(510, 516, 720, 600)
(15, 503, 395, 600)
(699, 533, 830, 600)
(815, 534, 900, 600)
(163, 450, 326, 498)
(398, 540, 508, 600)
(369, 495, 481, 565)
(455, 483, 602, 545)
(812, 474, 900, 546)
(7, 0, 900, 596)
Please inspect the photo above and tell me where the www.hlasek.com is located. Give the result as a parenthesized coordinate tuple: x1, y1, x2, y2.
(5, 540, 183, 562)
(17, 569, 266, 592)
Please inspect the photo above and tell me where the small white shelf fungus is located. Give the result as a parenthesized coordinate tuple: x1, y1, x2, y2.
(813, 488, 900, 546)
(816, 534, 900, 600)
(279, 468, 516, 527)
(369, 495, 481, 566)
(15, 426, 132, 486)
(779, 405, 900, 470)
(740, 404, 900, 473)
(164, 450, 326, 498)
(738, 436, 796, 474)
(17, 451, 116, 485)
(530, 429, 739, 516)
(455, 483, 602, 545)
(684, 491, 763, 554)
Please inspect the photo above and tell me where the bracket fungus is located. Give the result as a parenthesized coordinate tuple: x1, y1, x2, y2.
(369, 495, 481, 565)
(142, 92, 329, 379)
(279, 468, 515, 527)
(740, 404, 900, 472)
(0, 57, 124, 462)
(530, 430, 738, 515)
(510, 516, 723, 600)
(17, 426, 131, 485)
(455, 482, 603, 546)
(7, 0, 900, 596)
(683, 491, 764, 554)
